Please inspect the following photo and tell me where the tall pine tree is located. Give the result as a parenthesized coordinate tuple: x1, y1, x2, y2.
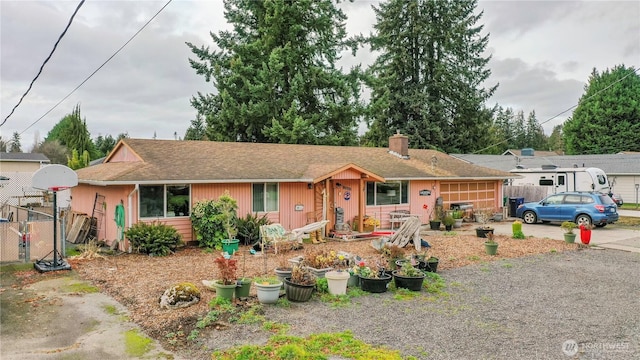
(187, 0, 363, 145)
(564, 65, 640, 154)
(363, 0, 496, 152)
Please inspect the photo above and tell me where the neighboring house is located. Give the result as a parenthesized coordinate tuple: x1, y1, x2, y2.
(502, 149, 560, 157)
(452, 153, 640, 204)
(72, 135, 515, 248)
(0, 152, 53, 207)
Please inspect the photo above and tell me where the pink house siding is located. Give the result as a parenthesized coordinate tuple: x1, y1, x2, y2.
(70, 184, 134, 241)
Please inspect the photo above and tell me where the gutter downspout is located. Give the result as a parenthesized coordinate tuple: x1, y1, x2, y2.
(126, 184, 139, 253)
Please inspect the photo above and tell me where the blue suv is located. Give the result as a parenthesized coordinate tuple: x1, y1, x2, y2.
(516, 192, 619, 227)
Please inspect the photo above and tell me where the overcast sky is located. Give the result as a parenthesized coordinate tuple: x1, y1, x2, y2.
(1, 0, 639, 151)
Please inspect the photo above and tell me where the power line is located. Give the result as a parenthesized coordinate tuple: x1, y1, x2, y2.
(474, 67, 640, 154)
(17, 0, 173, 135)
(1, 0, 86, 127)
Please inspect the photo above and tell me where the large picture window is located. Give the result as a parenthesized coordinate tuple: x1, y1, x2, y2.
(366, 181, 409, 206)
(139, 184, 190, 218)
(252, 183, 278, 212)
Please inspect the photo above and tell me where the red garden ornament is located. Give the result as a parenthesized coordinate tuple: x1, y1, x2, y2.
(579, 224, 592, 245)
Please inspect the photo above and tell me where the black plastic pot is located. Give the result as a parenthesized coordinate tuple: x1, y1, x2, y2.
(419, 257, 439, 273)
(429, 221, 441, 230)
(476, 227, 494, 238)
(358, 273, 392, 293)
(392, 270, 425, 291)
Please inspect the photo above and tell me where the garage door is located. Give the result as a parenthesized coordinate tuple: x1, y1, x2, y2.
(440, 181, 497, 210)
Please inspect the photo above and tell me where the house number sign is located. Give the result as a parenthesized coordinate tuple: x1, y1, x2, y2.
(343, 191, 351, 201)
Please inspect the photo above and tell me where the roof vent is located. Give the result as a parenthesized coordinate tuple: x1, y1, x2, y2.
(521, 148, 534, 156)
(541, 164, 558, 170)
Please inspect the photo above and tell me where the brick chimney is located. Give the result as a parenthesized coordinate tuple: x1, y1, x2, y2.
(388, 133, 409, 159)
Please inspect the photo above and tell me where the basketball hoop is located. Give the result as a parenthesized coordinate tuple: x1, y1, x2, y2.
(31, 165, 77, 273)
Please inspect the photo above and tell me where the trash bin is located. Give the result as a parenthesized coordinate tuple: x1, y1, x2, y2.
(509, 197, 525, 217)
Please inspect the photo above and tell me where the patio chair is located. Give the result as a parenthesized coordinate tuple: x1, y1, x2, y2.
(259, 220, 329, 254)
(389, 216, 422, 251)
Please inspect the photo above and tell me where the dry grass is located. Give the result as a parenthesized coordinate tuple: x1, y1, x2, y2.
(68, 223, 579, 347)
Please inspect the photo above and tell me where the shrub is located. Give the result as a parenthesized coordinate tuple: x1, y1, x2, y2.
(125, 221, 182, 256)
(191, 191, 238, 249)
(237, 212, 271, 245)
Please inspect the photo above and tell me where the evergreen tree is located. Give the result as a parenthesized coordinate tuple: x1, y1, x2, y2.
(184, 115, 209, 140)
(94, 135, 117, 157)
(547, 125, 564, 153)
(524, 110, 547, 150)
(187, 0, 363, 145)
(46, 105, 98, 161)
(564, 65, 640, 154)
(9, 132, 22, 152)
(363, 0, 496, 152)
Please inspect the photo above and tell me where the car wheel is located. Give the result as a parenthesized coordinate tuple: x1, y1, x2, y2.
(576, 214, 592, 227)
(522, 211, 537, 224)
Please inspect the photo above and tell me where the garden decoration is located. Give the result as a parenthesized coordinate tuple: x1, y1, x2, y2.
(512, 220, 526, 239)
(580, 223, 593, 244)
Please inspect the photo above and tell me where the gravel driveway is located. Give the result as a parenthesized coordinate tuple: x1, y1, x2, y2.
(203, 248, 639, 359)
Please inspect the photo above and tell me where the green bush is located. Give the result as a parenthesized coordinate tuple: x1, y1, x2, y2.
(125, 221, 182, 256)
(190, 191, 238, 249)
(237, 212, 271, 245)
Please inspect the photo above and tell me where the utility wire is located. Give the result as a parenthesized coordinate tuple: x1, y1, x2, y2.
(1, 0, 86, 127)
(17, 0, 173, 135)
(475, 67, 640, 154)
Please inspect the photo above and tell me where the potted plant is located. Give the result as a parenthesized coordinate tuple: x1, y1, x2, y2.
(325, 254, 350, 295)
(212, 256, 238, 300)
(451, 210, 464, 228)
(561, 221, 577, 243)
(475, 208, 495, 238)
(235, 251, 252, 299)
(218, 191, 240, 255)
(392, 262, 426, 291)
(512, 220, 526, 239)
(380, 244, 405, 271)
(301, 247, 335, 278)
(284, 264, 316, 302)
(418, 255, 439, 273)
(363, 215, 380, 232)
(357, 258, 392, 293)
(274, 254, 293, 288)
(254, 276, 283, 304)
(428, 207, 441, 230)
(443, 215, 455, 231)
(484, 232, 498, 255)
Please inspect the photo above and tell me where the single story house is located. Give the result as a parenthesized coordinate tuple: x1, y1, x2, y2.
(452, 152, 640, 204)
(72, 135, 515, 248)
(0, 152, 54, 208)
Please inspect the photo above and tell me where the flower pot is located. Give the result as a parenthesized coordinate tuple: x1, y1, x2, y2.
(213, 281, 237, 300)
(283, 278, 315, 302)
(476, 227, 494, 238)
(429, 221, 441, 230)
(358, 274, 392, 293)
(484, 242, 498, 255)
(305, 266, 333, 278)
(255, 280, 282, 304)
(445, 225, 453, 231)
(564, 233, 577, 244)
(274, 267, 292, 288)
(392, 270, 425, 291)
(580, 228, 592, 245)
(419, 257, 439, 273)
(454, 218, 463, 228)
(325, 270, 350, 295)
(235, 278, 252, 298)
(347, 274, 360, 288)
(222, 238, 239, 255)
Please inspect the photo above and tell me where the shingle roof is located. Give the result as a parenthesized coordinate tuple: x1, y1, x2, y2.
(0, 152, 50, 162)
(76, 139, 515, 184)
(452, 153, 640, 175)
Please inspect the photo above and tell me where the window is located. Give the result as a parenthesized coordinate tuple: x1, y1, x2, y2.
(139, 184, 190, 218)
(253, 183, 278, 212)
(539, 179, 554, 186)
(544, 194, 564, 205)
(366, 181, 409, 206)
(597, 174, 607, 185)
(557, 175, 565, 186)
